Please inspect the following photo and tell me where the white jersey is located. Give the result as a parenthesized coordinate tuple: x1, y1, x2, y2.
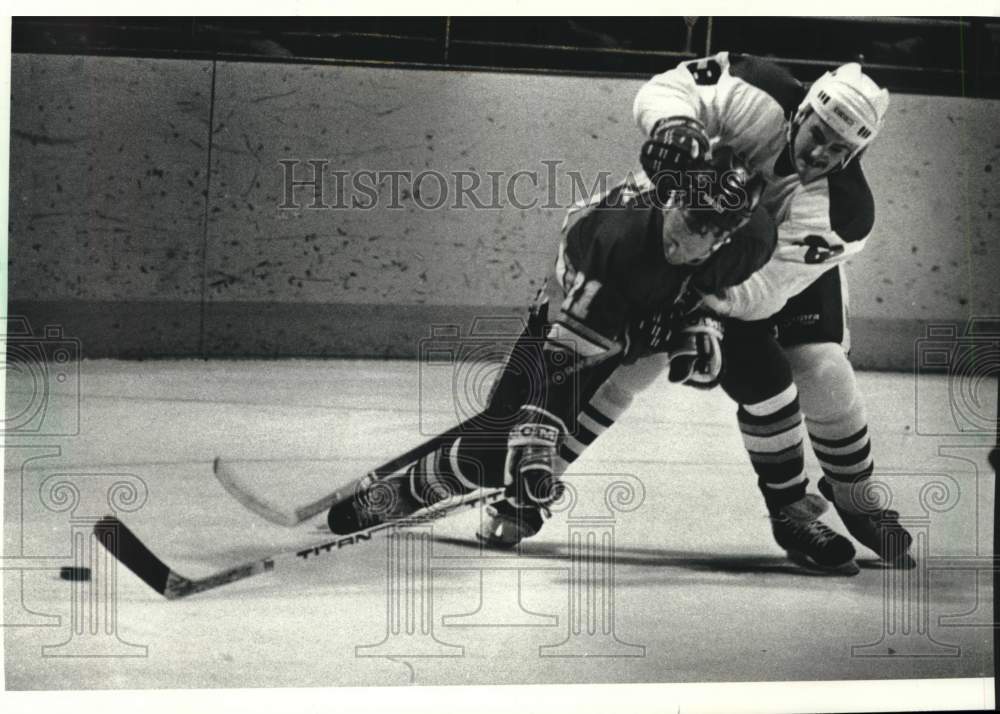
(705, 171, 872, 321)
(634, 52, 877, 321)
(634, 52, 794, 182)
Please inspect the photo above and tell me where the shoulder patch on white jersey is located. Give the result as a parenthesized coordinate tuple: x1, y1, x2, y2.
(728, 54, 804, 118)
(827, 160, 875, 243)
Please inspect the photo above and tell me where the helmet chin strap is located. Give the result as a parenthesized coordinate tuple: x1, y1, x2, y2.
(786, 118, 801, 172)
(785, 104, 813, 173)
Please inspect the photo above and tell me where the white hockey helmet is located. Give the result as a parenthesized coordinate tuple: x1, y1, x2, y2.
(795, 63, 890, 160)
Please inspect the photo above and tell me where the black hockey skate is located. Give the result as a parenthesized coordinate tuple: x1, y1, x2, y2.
(769, 493, 859, 575)
(326, 473, 422, 535)
(818, 477, 915, 569)
(475, 500, 545, 549)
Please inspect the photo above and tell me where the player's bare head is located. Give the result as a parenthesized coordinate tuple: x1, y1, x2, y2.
(789, 63, 889, 183)
(661, 146, 763, 266)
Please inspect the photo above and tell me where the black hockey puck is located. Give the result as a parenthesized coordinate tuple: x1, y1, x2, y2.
(59, 566, 92, 581)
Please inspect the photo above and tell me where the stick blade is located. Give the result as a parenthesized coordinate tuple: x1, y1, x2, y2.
(94, 516, 174, 597)
(212, 457, 300, 527)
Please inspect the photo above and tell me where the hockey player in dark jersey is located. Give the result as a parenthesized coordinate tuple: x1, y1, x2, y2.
(627, 54, 914, 572)
(326, 148, 774, 540)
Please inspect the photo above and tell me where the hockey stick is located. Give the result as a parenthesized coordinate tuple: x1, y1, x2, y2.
(212, 414, 484, 527)
(213, 352, 621, 528)
(94, 487, 506, 600)
(213, 458, 337, 528)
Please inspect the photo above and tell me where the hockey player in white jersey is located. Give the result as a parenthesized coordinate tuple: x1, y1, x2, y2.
(625, 53, 914, 571)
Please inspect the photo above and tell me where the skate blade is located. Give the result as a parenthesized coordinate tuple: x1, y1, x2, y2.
(474, 531, 521, 550)
(885, 552, 917, 570)
(785, 549, 860, 576)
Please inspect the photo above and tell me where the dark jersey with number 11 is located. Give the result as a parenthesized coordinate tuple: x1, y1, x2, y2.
(544, 182, 777, 363)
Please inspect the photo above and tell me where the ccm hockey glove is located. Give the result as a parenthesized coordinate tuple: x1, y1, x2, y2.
(640, 116, 710, 178)
(666, 314, 724, 389)
(505, 409, 565, 509)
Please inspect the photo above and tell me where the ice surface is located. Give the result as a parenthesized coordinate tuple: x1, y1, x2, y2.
(3, 359, 995, 689)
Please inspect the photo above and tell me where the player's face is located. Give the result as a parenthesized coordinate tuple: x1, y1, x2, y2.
(662, 207, 729, 265)
(792, 112, 856, 183)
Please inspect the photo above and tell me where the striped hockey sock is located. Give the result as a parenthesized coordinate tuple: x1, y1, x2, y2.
(406, 437, 484, 507)
(738, 383, 808, 513)
(806, 400, 878, 513)
(558, 375, 632, 472)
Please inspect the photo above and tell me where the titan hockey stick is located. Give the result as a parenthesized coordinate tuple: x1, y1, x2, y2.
(213, 414, 483, 527)
(94, 487, 506, 599)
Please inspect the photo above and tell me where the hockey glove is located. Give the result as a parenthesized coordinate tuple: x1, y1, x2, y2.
(622, 285, 707, 364)
(505, 418, 564, 509)
(666, 314, 724, 389)
(640, 116, 710, 179)
(622, 310, 670, 364)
